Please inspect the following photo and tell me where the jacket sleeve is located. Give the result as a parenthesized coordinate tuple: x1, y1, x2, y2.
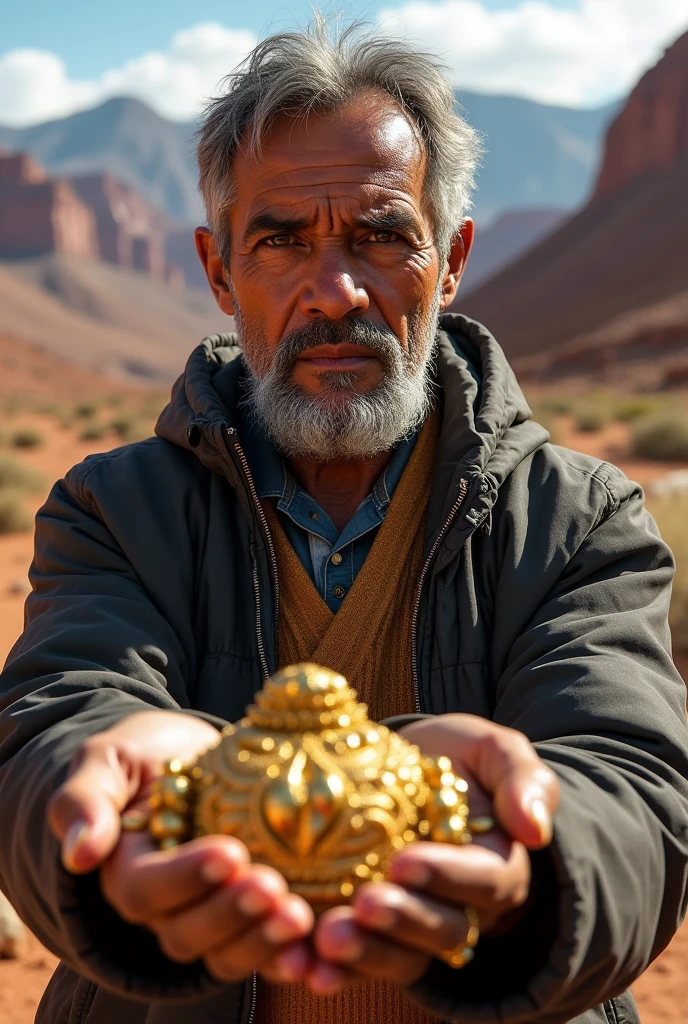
(408, 464, 688, 1023)
(0, 465, 233, 1003)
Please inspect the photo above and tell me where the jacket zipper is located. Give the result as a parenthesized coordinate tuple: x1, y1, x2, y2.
(410, 477, 469, 713)
(226, 427, 279, 682)
(226, 426, 274, 1023)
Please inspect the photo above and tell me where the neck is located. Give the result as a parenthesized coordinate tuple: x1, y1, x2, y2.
(287, 451, 394, 532)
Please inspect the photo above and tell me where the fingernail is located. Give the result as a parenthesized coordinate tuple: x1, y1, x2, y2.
(392, 861, 431, 888)
(62, 821, 90, 871)
(237, 888, 274, 917)
(201, 859, 234, 885)
(528, 798, 552, 844)
(262, 915, 302, 944)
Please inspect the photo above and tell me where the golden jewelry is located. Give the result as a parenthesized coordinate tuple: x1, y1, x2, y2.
(121, 811, 150, 832)
(439, 904, 480, 968)
(137, 663, 488, 911)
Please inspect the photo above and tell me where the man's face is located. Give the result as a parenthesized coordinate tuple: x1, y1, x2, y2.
(197, 91, 472, 458)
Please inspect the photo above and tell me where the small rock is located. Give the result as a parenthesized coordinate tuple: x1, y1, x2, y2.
(649, 470, 688, 497)
(0, 892, 26, 959)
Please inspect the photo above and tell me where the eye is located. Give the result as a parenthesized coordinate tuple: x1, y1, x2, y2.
(263, 233, 296, 247)
(367, 229, 401, 244)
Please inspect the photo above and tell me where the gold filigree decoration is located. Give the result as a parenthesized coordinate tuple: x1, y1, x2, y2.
(144, 664, 486, 911)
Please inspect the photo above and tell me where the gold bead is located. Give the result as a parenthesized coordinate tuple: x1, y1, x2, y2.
(467, 816, 496, 835)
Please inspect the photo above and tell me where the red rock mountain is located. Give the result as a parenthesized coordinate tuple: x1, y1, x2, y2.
(458, 29, 688, 386)
(594, 31, 688, 199)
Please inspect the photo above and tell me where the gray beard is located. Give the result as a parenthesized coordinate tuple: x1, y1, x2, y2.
(235, 295, 440, 462)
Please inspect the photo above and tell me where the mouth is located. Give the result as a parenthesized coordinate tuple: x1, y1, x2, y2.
(295, 343, 380, 370)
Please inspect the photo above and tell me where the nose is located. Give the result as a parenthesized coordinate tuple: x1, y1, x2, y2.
(298, 249, 369, 320)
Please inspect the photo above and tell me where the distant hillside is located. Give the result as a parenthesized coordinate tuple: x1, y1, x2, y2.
(458, 31, 688, 386)
(461, 208, 565, 294)
(0, 98, 201, 223)
(0, 255, 227, 383)
(0, 92, 617, 227)
(458, 91, 617, 221)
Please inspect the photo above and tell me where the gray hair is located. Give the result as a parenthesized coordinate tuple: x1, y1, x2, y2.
(197, 17, 481, 264)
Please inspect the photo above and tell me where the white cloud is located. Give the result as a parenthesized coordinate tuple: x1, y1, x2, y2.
(378, 0, 688, 106)
(0, 23, 257, 126)
(0, 2, 686, 127)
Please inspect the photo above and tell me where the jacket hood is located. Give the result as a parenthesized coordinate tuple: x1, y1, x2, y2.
(155, 313, 549, 530)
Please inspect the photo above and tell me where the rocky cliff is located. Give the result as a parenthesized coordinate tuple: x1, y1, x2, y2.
(593, 30, 688, 199)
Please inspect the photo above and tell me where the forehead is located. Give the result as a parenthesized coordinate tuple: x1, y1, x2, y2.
(230, 92, 427, 220)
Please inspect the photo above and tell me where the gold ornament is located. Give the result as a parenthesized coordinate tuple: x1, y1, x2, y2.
(135, 664, 492, 912)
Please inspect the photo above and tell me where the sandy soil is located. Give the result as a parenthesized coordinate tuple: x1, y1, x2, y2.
(0, 411, 687, 1023)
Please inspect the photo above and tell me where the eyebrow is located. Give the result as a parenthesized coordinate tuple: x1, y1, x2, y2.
(242, 208, 424, 245)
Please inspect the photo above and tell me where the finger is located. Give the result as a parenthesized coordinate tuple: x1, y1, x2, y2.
(314, 906, 429, 985)
(388, 840, 531, 925)
(353, 881, 474, 957)
(203, 889, 312, 985)
(100, 833, 249, 923)
(48, 738, 134, 873)
(463, 725, 558, 847)
(307, 960, 354, 996)
(261, 942, 314, 984)
(157, 873, 312, 964)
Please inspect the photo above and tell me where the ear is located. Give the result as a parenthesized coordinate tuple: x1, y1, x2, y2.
(438, 219, 475, 311)
(194, 227, 235, 316)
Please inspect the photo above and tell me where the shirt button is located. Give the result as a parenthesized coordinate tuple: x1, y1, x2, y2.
(332, 585, 346, 600)
(330, 552, 343, 566)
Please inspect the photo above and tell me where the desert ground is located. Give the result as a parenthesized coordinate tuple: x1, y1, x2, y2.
(0, 381, 686, 1024)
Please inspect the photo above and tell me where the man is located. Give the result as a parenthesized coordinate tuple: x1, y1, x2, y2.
(1, 20, 687, 1024)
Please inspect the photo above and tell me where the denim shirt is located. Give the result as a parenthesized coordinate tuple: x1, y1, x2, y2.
(238, 410, 417, 613)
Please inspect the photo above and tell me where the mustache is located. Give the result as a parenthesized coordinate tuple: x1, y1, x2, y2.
(271, 317, 405, 372)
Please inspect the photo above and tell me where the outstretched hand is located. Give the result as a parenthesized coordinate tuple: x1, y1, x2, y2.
(263, 714, 559, 994)
(48, 711, 314, 984)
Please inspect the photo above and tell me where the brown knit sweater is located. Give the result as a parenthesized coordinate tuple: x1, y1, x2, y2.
(255, 411, 441, 1023)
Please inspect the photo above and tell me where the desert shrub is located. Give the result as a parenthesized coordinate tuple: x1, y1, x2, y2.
(10, 427, 43, 449)
(0, 456, 44, 493)
(0, 491, 32, 534)
(648, 496, 688, 652)
(531, 393, 577, 416)
(631, 414, 688, 461)
(79, 423, 106, 442)
(34, 401, 60, 417)
(104, 393, 124, 408)
(75, 401, 98, 419)
(573, 405, 610, 433)
(136, 393, 167, 420)
(614, 397, 660, 422)
(530, 411, 561, 446)
(109, 416, 150, 443)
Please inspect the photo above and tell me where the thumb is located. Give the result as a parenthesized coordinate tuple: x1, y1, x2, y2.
(48, 740, 134, 874)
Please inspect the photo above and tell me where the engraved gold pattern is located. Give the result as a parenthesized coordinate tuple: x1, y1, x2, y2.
(143, 664, 478, 912)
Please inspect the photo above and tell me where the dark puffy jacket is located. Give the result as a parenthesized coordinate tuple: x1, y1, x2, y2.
(1, 315, 687, 1024)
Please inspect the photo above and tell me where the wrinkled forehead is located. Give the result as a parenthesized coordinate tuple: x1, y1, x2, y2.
(230, 93, 428, 220)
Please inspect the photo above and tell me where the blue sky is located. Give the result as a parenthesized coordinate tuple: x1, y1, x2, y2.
(1, 0, 686, 124)
(0, 0, 582, 77)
